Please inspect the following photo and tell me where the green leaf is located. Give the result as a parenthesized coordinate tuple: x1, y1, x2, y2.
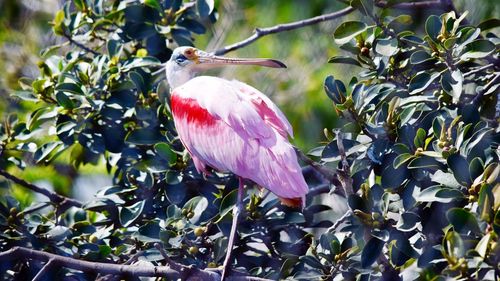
(475, 233, 491, 258)
(154, 143, 176, 165)
(441, 69, 463, 103)
(393, 153, 414, 169)
(396, 212, 420, 232)
(387, 15, 413, 26)
(34, 142, 61, 163)
(126, 128, 165, 145)
(183, 196, 208, 224)
(375, 38, 398, 56)
(409, 72, 439, 94)
(55, 92, 75, 109)
(443, 230, 464, 259)
(324, 75, 346, 104)
(381, 165, 409, 189)
(477, 18, 500, 32)
(11, 91, 38, 102)
(144, 0, 162, 11)
(55, 83, 85, 95)
(120, 201, 145, 227)
(218, 189, 238, 220)
(328, 56, 361, 66)
(46, 225, 71, 241)
(407, 156, 443, 169)
(350, 0, 373, 17)
(410, 50, 433, 64)
(446, 208, 481, 234)
(361, 237, 384, 268)
(469, 157, 484, 181)
(414, 128, 426, 148)
(416, 185, 463, 203)
(461, 39, 496, 60)
(333, 21, 368, 45)
(425, 15, 442, 43)
(478, 184, 494, 222)
(52, 10, 65, 36)
(447, 153, 472, 185)
(196, 0, 214, 17)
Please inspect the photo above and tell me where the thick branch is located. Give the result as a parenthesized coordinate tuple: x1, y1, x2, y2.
(0, 246, 271, 281)
(214, 6, 355, 55)
(0, 169, 82, 208)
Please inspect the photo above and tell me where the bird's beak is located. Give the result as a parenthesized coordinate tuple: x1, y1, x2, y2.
(193, 50, 287, 69)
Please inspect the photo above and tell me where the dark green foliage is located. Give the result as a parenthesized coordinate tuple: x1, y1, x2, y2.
(0, 0, 499, 280)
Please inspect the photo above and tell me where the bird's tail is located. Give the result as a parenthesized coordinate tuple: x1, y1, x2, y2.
(279, 196, 303, 209)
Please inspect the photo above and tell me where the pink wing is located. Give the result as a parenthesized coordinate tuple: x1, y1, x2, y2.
(171, 76, 308, 202)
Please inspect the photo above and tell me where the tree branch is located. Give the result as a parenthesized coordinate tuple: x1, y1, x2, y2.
(327, 210, 352, 233)
(62, 32, 99, 55)
(336, 131, 354, 196)
(214, 6, 355, 55)
(375, 0, 445, 10)
(463, 63, 495, 77)
(32, 259, 56, 281)
(472, 72, 500, 105)
(295, 148, 339, 185)
(0, 169, 82, 208)
(0, 246, 270, 281)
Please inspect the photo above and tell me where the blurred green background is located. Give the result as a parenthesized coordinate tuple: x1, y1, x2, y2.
(0, 0, 498, 204)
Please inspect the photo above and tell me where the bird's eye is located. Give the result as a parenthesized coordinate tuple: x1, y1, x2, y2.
(175, 55, 187, 64)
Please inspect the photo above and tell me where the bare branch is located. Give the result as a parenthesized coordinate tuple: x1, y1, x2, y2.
(32, 259, 56, 281)
(463, 63, 495, 77)
(0, 246, 270, 281)
(375, 0, 444, 10)
(214, 6, 355, 55)
(154, 243, 192, 275)
(296, 148, 340, 184)
(0, 169, 82, 208)
(472, 72, 500, 105)
(327, 210, 352, 233)
(336, 131, 353, 196)
(62, 32, 99, 55)
(0, 246, 185, 279)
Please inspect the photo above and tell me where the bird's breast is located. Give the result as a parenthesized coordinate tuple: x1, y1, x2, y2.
(171, 94, 217, 126)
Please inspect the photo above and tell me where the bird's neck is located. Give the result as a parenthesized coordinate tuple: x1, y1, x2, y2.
(166, 62, 196, 89)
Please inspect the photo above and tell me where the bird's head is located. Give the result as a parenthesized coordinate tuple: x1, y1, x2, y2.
(166, 46, 286, 89)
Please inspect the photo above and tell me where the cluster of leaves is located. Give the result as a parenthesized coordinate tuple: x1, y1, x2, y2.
(0, 0, 499, 280)
(0, 0, 337, 279)
(295, 1, 499, 280)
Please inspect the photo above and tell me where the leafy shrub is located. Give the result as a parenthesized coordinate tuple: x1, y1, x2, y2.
(0, 0, 498, 280)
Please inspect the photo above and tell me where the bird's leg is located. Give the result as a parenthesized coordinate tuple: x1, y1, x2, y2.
(221, 177, 245, 280)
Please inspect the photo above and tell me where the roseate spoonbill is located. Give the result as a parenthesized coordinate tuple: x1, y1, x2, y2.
(165, 47, 308, 279)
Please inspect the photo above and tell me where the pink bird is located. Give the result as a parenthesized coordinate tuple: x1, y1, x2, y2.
(165, 47, 308, 279)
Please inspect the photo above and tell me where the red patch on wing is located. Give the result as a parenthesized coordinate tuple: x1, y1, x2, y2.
(171, 95, 217, 126)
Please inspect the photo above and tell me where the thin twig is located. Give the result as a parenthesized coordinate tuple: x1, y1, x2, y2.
(0, 169, 82, 208)
(214, 6, 355, 55)
(32, 259, 56, 281)
(327, 210, 352, 233)
(463, 63, 495, 77)
(154, 243, 190, 275)
(472, 72, 500, 105)
(62, 32, 99, 55)
(295, 148, 340, 185)
(336, 131, 353, 196)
